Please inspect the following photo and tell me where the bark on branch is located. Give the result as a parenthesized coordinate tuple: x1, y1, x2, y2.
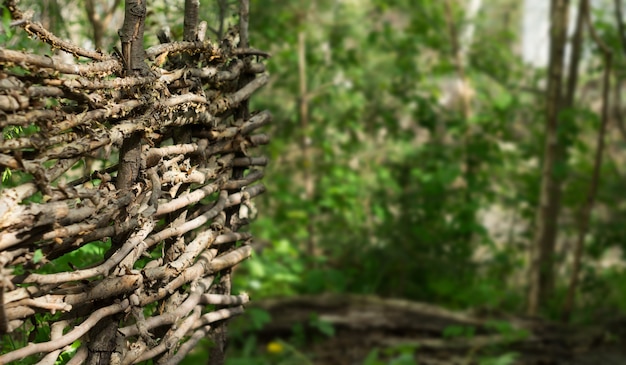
(0, 1, 269, 362)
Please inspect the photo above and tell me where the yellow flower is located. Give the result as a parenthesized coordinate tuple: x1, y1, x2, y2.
(267, 341, 283, 354)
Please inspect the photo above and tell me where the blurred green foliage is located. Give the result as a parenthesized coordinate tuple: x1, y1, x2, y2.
(235, 0, 532, 307)
(226, 0, 626, 361)
(231, 0, 626, 311)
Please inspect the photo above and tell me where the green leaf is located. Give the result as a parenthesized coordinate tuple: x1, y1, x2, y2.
(33, 249, 44, 264)
(442, 325, 475, 339)
(309, 314, 335, 337)
(493, 91, 513, 111)
(2, 167, 11, 182)
(479, 352, 518, 365)
(247, 259, 266, 278)
(247, 308, 271, 330)
(363, 348, 384, 365)
(1, 7, 13, 40)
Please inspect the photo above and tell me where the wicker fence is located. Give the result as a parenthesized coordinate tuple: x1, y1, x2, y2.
(0, 0, 269, 363)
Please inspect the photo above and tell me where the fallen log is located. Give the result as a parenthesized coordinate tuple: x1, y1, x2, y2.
(244, 293, 626, 365)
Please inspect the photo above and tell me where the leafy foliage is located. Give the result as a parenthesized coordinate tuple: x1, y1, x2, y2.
(227, 0, 626, 360)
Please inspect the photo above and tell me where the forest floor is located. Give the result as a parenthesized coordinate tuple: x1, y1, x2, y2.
(248, 293, 626, 365)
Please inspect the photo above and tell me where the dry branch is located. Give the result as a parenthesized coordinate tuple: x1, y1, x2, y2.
(0, 299, 130, 364)
(0, 48, 122, 76)
(0, 0, 269, 362)
(4, 0, 109, 61)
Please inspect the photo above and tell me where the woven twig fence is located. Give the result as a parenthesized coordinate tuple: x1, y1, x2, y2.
(0, 0, 269, 363)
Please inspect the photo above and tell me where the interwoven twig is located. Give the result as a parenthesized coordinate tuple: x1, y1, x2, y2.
(0, 0, 268, 363)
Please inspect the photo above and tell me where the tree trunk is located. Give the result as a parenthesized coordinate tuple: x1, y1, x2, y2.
(527, 0, 569, 316)
(562, 1, 612, 322)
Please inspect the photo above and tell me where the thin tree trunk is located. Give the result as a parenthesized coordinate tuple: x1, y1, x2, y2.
(563, 0, 586, 109)
(527, 0, 569, 317)
(86, 2, 146, 361)
(85, 0, 120, 60)
(118, 0, 147, 75)
(443, 0, 481, 245)
(183, 0, 200, 42)
(297, 28, 316, 259)
(115, 0, 147, 191)
(208, 2, 251, 364)
(562, 2, 612, 322)
(612, 0, 626, 142)
(443, 0, 471, 120)
(614, 0, 626, 53)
